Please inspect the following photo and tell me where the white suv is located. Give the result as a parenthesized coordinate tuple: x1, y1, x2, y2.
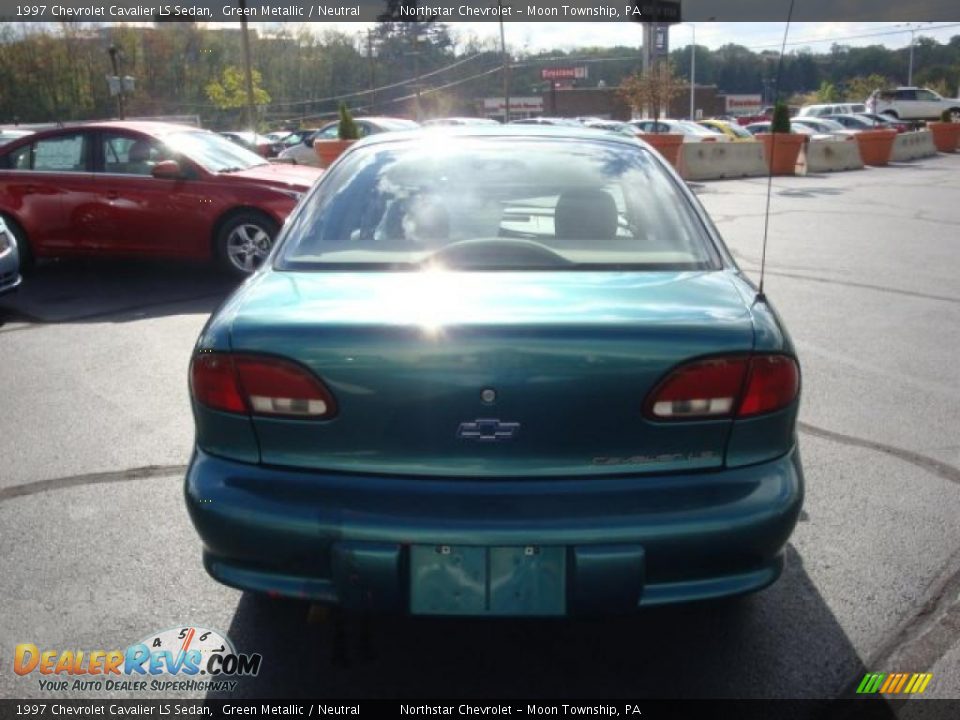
(798, 103, 867, 118)
(866, 87, 960, 121)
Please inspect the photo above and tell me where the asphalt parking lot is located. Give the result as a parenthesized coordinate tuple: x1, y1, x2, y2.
(1, 155, 959, 705)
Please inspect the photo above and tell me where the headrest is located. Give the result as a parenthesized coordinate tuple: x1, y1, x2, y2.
(128, 140, 153, 163)
(402, 195, 450, 243)
(554, 189, 618, 241)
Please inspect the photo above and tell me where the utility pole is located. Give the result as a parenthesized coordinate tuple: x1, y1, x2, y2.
(108, 44, 125, 120)
(367, 29, 376, 113)
(908, 26, 916, 85)
(413, 26, 422, 122)
(685, 23, 695, 119)
(498, 3, 510, 122)
(239, 0, 257, 131)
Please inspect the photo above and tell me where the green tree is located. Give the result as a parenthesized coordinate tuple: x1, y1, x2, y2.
(843, 74, 891, 102)
(206, 66, 271, 110)
(815, 80, 839, 102)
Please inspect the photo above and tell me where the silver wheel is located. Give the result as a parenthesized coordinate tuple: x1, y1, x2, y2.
(225, 222, 273, 273)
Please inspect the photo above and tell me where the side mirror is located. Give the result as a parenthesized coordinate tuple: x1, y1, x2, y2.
(152, 160, 182, 180)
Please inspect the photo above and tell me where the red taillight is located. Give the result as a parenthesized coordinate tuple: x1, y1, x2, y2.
(738, 354, 800, 417)
(190, 352, 336, 420)
(191, 354, 245, 414)
(644, 354, 798, 421)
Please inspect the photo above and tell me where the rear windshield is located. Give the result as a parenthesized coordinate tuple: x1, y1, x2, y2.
(277, 137, 719, 272)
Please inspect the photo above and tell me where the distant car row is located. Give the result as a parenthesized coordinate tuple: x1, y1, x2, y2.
(0, 101, 951, 291)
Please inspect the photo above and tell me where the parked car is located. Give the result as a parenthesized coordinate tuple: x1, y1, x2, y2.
(264, 131, 293, 144)
(630, 119, 730, 142)
(866, 87, 960, 121)
(220, 131, 284, 158)
(855, 112, 911, 133)
(0, 129, 33, 147)
(0, 215, 21, 295)
(510, 117, 583, 126)
(185, 126, 804, 614)
(797, 103, 868, 118)
(790, 117, 860, 138)
(581, 119, 636, 135)
(0, 122, 322, 276)
(743, 121, 834, 142)
(422, 117, 501, 127)
(698, 119, 756, 142)
(820, 114, 874, 130)
(278, 117, 419, 166)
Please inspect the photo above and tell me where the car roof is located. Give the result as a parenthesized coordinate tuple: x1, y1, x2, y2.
(353, 124, 644, 150)
(1, 121, 203, 145)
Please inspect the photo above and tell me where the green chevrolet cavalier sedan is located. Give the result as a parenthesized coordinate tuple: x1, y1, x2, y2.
(185, 126, 803, 616)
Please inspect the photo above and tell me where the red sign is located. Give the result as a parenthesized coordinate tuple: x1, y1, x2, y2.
(541, 67, 588, 81)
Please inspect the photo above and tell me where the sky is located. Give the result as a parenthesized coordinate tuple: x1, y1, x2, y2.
(300, 21, 960, 54)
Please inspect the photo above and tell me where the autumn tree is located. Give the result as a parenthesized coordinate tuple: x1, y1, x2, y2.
(619, 62, 684, 125)
(843, 74, 892, 102)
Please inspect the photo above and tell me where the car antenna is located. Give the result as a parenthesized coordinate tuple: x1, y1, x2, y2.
(757, 0, 796, 303)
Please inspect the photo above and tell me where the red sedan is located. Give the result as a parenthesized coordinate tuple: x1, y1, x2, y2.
(0, 122, 322, 276)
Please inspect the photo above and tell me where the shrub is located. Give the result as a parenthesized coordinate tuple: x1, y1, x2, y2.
(771, 102, 792, 134)
(338, 103, 359, 140)
(940, 109, 953, 123)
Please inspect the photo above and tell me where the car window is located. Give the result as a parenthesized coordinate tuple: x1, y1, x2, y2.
(28, 133, 89, 172)
(7, 143, 32, 170)
(279, 138, 719, 272)
(317, 124, 340, 140)
(916, 90, 938, 102)
(162, 130, 266, 173)
(896, 89, 917, 101)
(101, 133, 172, 176)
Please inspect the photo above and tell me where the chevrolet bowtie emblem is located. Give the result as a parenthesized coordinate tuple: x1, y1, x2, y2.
(457, 418, 520, 442)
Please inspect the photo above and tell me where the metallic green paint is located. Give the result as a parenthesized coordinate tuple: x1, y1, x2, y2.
(197, 268, 766, 477)
(186, 443, 802, 613)
(184, 128, 804, 612)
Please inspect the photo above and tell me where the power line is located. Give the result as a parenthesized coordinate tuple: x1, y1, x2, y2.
(265, 51, 487, 109)
(722, 22, 960, 52)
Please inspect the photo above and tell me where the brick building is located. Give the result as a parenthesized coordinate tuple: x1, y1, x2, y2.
(538, 84, 727, 121)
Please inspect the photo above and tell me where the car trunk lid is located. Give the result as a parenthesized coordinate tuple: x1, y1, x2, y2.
(226, 270, 756, 477)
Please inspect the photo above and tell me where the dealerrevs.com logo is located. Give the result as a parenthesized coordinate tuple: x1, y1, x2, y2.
(14, 626, 261, 693)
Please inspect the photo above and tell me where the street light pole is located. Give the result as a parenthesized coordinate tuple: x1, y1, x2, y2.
(908, 27, 916, 85)
(498, 2, 510, 122)
(413, 27, 422, 122)
(367, 29, 376, 113)
(687, 23, 695, 120)
(107, 44, 125, 120)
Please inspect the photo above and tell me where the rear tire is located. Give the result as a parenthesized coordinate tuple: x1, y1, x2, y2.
(1, 214, 35, 276)
(215, 211, 279, 278)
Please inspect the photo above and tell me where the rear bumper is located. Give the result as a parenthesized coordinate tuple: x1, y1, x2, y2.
(185, 446, 803, 614)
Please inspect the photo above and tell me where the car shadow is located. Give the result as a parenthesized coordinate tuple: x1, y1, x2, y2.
(0, 258, 237, 326)
(206, 546, 895, 710)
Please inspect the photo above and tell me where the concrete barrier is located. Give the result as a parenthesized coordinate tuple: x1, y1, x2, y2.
(680, 142, 768, 181)
(796, 139, 864, 174)
(890, 130, 938, 162)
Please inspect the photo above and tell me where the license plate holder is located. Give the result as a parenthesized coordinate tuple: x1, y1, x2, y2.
(409, 545, 566, 616)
